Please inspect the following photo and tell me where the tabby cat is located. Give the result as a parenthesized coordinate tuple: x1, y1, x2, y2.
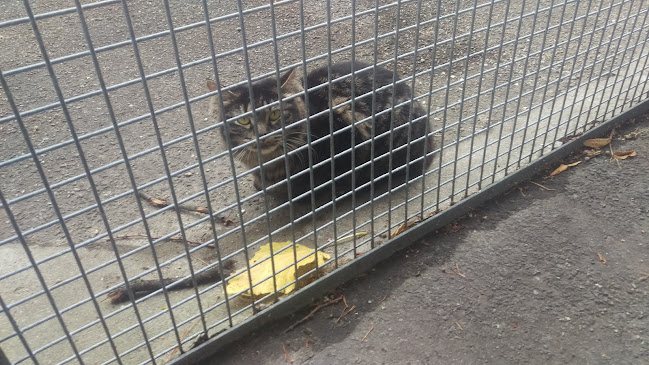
(207, 61, 434, 200)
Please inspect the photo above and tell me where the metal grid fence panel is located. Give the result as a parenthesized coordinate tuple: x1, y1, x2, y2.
(1, 0, 648, 363)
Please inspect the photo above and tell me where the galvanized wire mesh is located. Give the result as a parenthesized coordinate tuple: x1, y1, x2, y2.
(1, 0, 648, 363)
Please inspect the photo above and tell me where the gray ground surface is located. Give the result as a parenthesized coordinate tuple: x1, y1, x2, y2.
(1, 0, 648, 363)
(203, 117, 649, 364)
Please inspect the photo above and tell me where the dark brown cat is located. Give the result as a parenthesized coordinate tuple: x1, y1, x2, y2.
(207, 61, 434, 200)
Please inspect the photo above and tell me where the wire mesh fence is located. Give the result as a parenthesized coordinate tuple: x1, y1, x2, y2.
(1, 0, 648, 363)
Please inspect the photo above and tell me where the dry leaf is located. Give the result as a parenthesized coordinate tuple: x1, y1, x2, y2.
(583, 149, 602, 158)
(584, 138, 612, 148)
(226, 241, 330, 299)
(592, 248, 607, 265)
(584, 130, 614, 149)
(149, 197, 167, 207)
(612, 150, 637, 160)
(390, 217, 421, 238)
(623, 129, 640, 140)
(550, 161, 581, 176)
(195, 206, 209, 214)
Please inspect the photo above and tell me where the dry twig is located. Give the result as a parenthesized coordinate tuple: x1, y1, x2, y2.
(105, 233, 209, 247)
(638, 273, 649, 282)
(107, 261, 234, 304)
(163, 318, 201, 363)
(336, 305, 356, 323)
(455, 322, 464, 331)
(360, 324, 375, 342)
(138, 191, 236, 226)
(283, 295, 343, 334)
(377, 294, 388, 305)
(282, 343, 294, 363)
(529, 181, 556, 191)
(592, 248, 607, 265)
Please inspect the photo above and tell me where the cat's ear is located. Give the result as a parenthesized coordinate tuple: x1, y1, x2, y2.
(206, 79, 217, 92)
(280, 68, 299, 90)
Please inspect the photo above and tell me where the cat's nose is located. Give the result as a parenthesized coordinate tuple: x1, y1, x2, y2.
(255, 123, 268, 135)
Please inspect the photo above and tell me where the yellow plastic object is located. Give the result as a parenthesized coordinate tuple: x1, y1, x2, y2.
(226, 241, 331, 299)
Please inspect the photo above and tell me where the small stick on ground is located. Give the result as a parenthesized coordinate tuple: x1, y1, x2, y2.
(105, 234, 209, 247)
(592, 248, 607, 264)
(638, 273, 649, 281)
(377, 294, 388, 305)
(336, 305, 356, 323)
(282, 343, 293, 363)
(609, 143, 622, 168)
(518, 187, 527, 197)
(455, 322, 464, 331)
(360, 324, 374, 342)
(107, 261, 234, 304)
(452, 263, 466, 278)
(163, 318, 201, 363)
(137, 192, 236, 226)
(283, 295, 343, 334)
(529, 181, 556, 191)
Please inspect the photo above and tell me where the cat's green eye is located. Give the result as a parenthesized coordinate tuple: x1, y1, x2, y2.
(236, 117, 251, 126)
(269, 109, 281, 122)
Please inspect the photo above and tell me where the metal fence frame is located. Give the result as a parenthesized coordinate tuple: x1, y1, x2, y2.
(1, 0, 648, 363)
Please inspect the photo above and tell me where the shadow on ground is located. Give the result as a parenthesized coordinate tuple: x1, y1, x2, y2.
(202, 116, 649, 364)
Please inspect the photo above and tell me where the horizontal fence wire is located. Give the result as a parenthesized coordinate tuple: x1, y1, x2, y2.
(1, 0, 648, 363)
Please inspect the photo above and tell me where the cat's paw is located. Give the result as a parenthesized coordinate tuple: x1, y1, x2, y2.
(253, 174, 262, 191)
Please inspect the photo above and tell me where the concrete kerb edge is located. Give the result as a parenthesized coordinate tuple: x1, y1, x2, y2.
(170, 98, 649, 365)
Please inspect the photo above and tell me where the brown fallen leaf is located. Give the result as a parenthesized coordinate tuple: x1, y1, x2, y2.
(623, 129, 640, 140)
(194, 206, 209, 214)
(584, 130, 614, 148)
(390, 217, 422, 238)
(550, 161, 581, 176)
(149, 197, 168, 207)
(592, 248, 607, 265)
(583, 149, 603, 158)
(612, 150, 637, 160)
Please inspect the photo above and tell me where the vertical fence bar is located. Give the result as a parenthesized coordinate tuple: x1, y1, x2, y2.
(349, 0, 359, 257)
(613, 5, 649, 113)
(445, 0, 464, 202)
(464, 0, 498, 196)
(478, 0, 513, 187)
(369, 0, 381, 249)
(563, 0, 611, 137)
(230, 0, 266, 310)
(268, 0, 302, 290)
(200, 0, 239, 328)
(405, 0, 424, 220)
(534, 0, 570, 156)
(591, 0, 638, 121)
(622, 8, 649, 107)
(490, 0, 529, 183)
(325, 0, 339, 266)
(160, 0, 211, 335)
(569, 0, 620, 137)
(504, 0, 542, 173)
(550, 0, 594, 149)
(387, 0, 403, 232)
(431, 0, 445, 213)
(295, 0, 320, 272)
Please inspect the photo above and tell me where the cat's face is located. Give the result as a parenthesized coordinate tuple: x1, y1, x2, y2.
(207, 69, 307, 168)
